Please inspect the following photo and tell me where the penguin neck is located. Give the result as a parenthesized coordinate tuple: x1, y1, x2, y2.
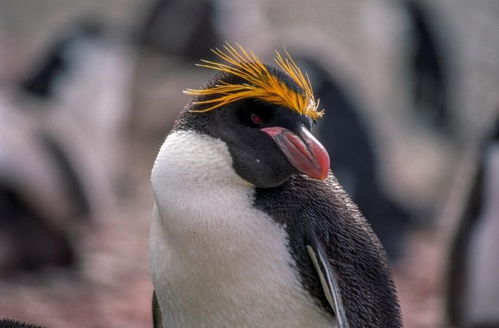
(151, 129, 254, 231)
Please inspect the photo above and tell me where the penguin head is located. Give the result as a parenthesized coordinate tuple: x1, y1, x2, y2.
(175, 44, 330, 188)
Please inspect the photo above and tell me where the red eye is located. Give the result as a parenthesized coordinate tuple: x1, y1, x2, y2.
(251, 113, 264, 124)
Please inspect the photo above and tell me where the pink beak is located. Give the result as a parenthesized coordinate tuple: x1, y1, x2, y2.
(261, 126, 330, 180)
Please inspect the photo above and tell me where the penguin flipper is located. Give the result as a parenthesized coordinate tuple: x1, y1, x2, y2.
(152, 290, 163, 328)
(306, 230, 350, 328)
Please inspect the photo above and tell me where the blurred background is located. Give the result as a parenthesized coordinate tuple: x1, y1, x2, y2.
(0, 0, 498, 327)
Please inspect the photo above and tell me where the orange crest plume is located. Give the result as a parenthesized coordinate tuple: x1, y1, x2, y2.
(183, 43, 323, 120)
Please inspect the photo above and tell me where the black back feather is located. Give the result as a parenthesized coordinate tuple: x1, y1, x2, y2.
(254, 174, 402, 327)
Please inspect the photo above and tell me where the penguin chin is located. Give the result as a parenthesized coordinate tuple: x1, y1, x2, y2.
(231, 157, 296, 189)
(251, 174, 292, 189)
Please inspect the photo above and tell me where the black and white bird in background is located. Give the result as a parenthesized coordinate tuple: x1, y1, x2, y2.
(404, 0, 451, 135)
(18, 20, 104, 100)
(446, 115, 499, 328)
(137, 0, 221, 61)
(0, 19, 133, 274)
(150, 44, 401, 328)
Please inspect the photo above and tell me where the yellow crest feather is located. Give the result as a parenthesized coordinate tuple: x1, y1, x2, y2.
(183, 43, 323, 119)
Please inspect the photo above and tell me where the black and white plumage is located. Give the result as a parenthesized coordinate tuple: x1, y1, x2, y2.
(19, 20, 103, 100)
(0, 19, 131, 273)
(446, 118, 499, 327)
(150, 46, 401, 328)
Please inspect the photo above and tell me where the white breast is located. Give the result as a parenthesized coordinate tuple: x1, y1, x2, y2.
(150, 130, 334, 328)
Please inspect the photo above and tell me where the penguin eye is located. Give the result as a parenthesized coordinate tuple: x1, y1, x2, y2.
(251, 113, 264, 125)
(238, 101, 273, 127)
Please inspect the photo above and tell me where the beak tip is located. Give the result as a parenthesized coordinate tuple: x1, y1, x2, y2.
(313, 151, 330, 180)
(312, 165, 329, 180)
